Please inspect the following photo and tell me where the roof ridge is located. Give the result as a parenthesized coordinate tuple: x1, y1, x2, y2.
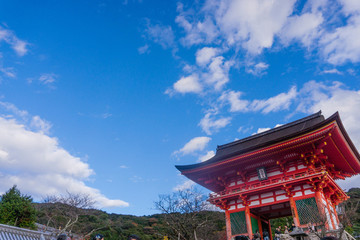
(217, 111, 322, 151)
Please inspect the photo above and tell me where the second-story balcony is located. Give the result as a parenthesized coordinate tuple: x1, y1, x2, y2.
(209, 167, 327, 203)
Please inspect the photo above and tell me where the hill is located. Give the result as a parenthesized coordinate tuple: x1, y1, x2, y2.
(35, 203, 226, 240)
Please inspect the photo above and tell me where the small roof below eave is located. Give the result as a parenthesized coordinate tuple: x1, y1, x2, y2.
(0, 224, 53, 240)
(176, 111, 329, 172)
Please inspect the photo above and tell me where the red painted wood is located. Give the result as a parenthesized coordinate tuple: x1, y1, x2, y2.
(225, 210, 232, 240)
(245, 205, 253, 239)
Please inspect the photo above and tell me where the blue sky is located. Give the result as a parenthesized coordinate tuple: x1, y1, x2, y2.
(1, 0, 360, 216)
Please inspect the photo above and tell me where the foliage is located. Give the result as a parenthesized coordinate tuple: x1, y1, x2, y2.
(35, 188, 226, 240)
(270, 216, 293, 237)
(341, 188, 360, 236)
(0, 185, 37, 229)
(35, 191, 96, 235)
(154, 187, 225, 240)
(36, 205, 225, 240)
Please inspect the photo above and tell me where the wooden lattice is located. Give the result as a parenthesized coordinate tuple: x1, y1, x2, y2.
(230, 211, 247, 235)
(296, 197, 321, 225)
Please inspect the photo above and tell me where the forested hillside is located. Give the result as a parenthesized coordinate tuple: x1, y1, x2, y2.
(35, 205, 226, 240)
(1, 186, 359, 240)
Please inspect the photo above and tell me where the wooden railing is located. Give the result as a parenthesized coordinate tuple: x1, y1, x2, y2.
(209, 167, 326, 201)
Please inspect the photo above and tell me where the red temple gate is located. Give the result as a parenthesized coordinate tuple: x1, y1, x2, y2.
(176, 112, 360, 240)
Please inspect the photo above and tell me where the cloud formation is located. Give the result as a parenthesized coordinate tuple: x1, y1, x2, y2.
(172, 74, 202, 94)
(162, 0, 360, 101)
(174, 136, 212, 156)
(198, 150, 215, 162)
(220, 86, 297, 114)
(199, 112, 232, 135)
(145, 21, 176, 50)
(173, 179, 195, 191)
(147, 0, 360, 191)
(0, 26, 28, 56)
(0, 102, 129, 208)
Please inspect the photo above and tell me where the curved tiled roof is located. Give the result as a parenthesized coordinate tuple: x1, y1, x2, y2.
(175, 111, 360, 173)
(0, 224, 54, 240)
(176, 111, 325, 172)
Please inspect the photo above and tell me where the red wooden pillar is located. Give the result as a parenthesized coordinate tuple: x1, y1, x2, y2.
(258, 217, 263, 240)
(268, 221, 273, 240)
(289, 196, 300, 227)
(325, 197, 336, 229)
(315, 190, 330, 230)
(225, 210, 232, 240)
(333, 206, 340, 227)
(245, 205, 253, 239)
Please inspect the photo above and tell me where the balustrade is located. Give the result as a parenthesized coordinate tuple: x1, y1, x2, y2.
(209, 167, 326, 201)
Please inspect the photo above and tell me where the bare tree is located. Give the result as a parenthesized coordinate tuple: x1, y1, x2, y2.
(337, 197, 360, 239)
(339, 200, 359, 228)
(154, 187, 223, 240)
(37, 191, 96, 235)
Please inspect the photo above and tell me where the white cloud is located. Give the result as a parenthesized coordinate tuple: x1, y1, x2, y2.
(320, 16, 360, 65)
(138, 44, 149, 54)
(203, 56, 234, 90)
(209, 0, 296, 54)
(198, 150, 215, 162)
(39, 73, 57, 84)
(130, 175, 143, 183)
(296, 81, 360, 148)
(280, 10, 324, 47)
(0, 101, 52, 134)
(171, 74, 203, 94)
(195, 47, 220, 66)
(173, 179, 195, 191)
(199, 150, 215, 162)
(176, 3, 219, 46)
(30, 116, 52, 134)
(0, 103, 129, 208)
(319, 0, 360, 65)
(0, 67, 16, 78)
(220, 86, 297, 114)
(176, 14, 204, 46)
(292, 80, 360, 190)
(145, 22, 176, 49)
(246, 62, 269, 76)
(321, 68, 343, 75)
(174, 136, 212, 155)
(169, 54, 233, 95)
(219, 90, 249, 112)
(253, 123, 282, 135)
(237, 126, 253, 134)
(176, 0, 300, 55)
(199, 112, 231, 135)
(0, 101, 28, 119)
(101, 113, 112, 119)
(340, 0, 360, 15)
(0, 26, 28, 56)
(255, 127, 271, 134)
(250, 86, 297, 113)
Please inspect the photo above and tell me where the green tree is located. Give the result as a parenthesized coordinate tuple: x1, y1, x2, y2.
(0, 185, 37, 229)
